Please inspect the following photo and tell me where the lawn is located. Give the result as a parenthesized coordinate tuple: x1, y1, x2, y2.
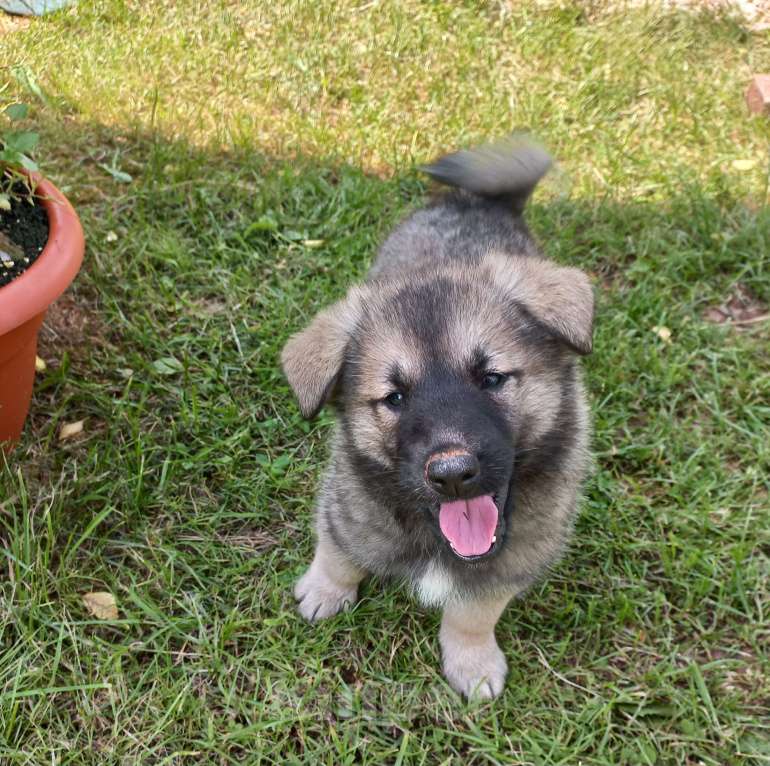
(1, 1, 769, 763)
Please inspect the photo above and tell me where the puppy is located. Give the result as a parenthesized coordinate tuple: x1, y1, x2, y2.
(281, 137, 594, 699)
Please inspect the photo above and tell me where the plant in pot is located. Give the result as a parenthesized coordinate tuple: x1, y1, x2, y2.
(0, 101, 85, 450)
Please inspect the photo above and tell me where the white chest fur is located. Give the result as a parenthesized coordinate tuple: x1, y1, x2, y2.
(415, 560, 456, 606)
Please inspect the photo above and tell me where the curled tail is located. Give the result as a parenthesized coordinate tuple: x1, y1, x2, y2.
(420, 135, 552, 215)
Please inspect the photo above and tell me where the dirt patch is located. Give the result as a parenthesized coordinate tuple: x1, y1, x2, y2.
(37, 293, 110, 367)
(0, 14, 31, 36)
(703, 283, 769, 327)
(718, 650, 769, 705)
(179, 528, 280, 554)
(596, 1, 770, 30)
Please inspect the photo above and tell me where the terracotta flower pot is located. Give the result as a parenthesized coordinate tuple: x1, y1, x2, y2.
(0, 174, 85, 450)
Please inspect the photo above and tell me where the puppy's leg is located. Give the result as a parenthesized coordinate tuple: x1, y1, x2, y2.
(294, 537, 366, 622)
(440, 593, 512, 700)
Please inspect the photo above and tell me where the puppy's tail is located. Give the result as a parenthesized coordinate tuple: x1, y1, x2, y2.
(420, 135, 552, 215)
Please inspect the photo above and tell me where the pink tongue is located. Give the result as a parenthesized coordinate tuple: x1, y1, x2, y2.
(439, 495, 498, 557)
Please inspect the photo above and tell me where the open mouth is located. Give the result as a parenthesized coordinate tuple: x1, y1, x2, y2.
(438, 493, 504, 561)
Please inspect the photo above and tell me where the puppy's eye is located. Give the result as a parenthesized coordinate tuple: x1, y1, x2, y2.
(384, 391, 406, 409)
(480, 372, 506, 390)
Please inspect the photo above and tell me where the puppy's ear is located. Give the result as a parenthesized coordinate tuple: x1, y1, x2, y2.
(281, 287, 367, 418)
(486, 254, 594, 354)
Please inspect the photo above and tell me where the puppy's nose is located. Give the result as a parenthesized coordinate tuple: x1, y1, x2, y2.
(426, 451, 480, 497)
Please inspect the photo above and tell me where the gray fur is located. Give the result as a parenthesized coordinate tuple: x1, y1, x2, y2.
(281, 137, 594, 699)
(421, 135, 552, 204)
(370, 135, 550, 281)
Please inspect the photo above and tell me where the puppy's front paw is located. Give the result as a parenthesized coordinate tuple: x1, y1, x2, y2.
(441, 637, 508, 700)
(294, 566, 358, 622)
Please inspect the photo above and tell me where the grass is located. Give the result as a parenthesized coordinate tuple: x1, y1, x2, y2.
(1, 0, 769, 763)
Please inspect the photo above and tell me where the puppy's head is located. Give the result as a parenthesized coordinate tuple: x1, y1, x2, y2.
(282, 254, 593, 562)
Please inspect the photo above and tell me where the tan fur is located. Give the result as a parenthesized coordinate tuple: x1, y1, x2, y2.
(294, 536, 366, 622)
(344, 321, 424, 465)
(281, 285, 369, 418)
(355, 321, 424, 398)
(440, 593, 514, 699)
(483, 253, 594, 354)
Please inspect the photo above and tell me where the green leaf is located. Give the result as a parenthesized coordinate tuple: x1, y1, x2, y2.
(151, 357, 184, 375)
(11, 65, 48, 105)
(3, 131, 39, 155)
(739, 734, 770, 755)
(18, 155, 38, 171)
(269, 453, 292, 475)
(1, 149, 39, 172)
(4, 104, 29, 121)
(244, 215, 279, 235)
(0, 195, 10, 211)
(98, 163, 132, 183)
(0, 149, 21, 164)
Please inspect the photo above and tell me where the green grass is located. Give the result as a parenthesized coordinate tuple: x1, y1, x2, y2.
(1, 1, 769, 763)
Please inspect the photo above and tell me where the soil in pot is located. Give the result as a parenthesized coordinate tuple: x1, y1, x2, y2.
(0, 188, 49, 288)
